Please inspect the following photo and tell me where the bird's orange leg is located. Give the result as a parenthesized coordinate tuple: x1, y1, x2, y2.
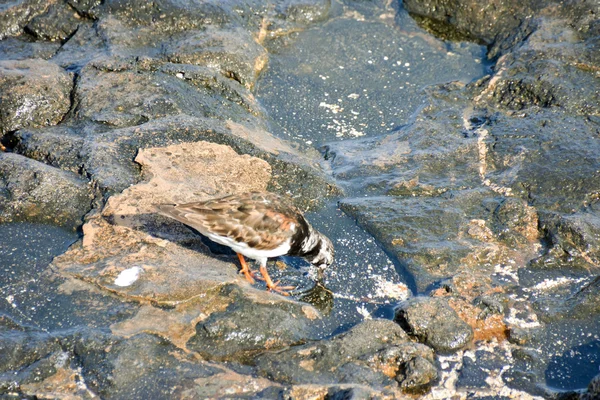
(259, 263, 295, 296)
(237, 253, 256, 284)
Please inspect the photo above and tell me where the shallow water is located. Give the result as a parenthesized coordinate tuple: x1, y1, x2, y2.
(0, 223, 78, 286)
(1, 0, 595, 395)
(257, 0, 487, 144)
(0, 223, 137, 332)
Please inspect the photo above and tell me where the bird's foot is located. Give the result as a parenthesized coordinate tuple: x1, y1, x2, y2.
(259, 263, 295, 296)
(267, 280, 296, 296)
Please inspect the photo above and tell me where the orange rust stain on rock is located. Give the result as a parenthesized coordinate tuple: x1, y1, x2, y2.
(446, 297, 509, 343)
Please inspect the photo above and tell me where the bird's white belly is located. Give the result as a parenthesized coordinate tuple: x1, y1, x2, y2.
(204, 232, 291, 261)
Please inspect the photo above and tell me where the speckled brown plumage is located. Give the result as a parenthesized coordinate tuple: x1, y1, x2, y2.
(157, 191, 334, 295)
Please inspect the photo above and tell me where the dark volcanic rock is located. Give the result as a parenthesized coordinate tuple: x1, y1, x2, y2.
(0, 37, 61, 61)
(583, 373, 600, 400)
(488, 197, 539, 248)
(275, 0, 331, 25)
(0, 59, 73, 135)
(187, 285, 321, 362)
(402, 0, 599, 61)
(550, 276, 600, 320)
(101, 0, 232, 32)
(255, 319, 437, 393)
(164, 26, 268, 90)
(537, 212, 600, 270)
(402, 0, 541, 53)
(0, 0, 53, 40)
(73, 57, 264, 128)
(394, 297, 473, 353)
(477, 42, 600, 115)
(67, 0, 102, 16)
(13, 115, 335, 206)
(25, 1, 82, 42)
(69, 330, 278, 399)
(50, 23, 107, 69)
(477, 112, 600, 213)
(13, 125, 85, 174)
(0, 153, 92, 228)
(0, 329, 61, 376)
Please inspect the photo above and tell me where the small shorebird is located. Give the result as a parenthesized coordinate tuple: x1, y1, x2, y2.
(157, 192, 334, 295)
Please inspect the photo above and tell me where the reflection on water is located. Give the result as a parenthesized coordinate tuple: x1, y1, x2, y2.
(297, 282, 334, 315)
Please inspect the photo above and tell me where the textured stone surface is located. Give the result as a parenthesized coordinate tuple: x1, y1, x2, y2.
(0, 152, 92, 227)
(0, 0, 53, 40)
(394, 297, 473, 353)
(25, 1, 82, 42)
(255, 319, 437, 393)
(1, 0, 599, 397)
(0, 59, 73, 135)
(53, 141, 272, 302)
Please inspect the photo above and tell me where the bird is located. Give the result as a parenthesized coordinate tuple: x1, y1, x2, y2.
(156, 191, 334, 295)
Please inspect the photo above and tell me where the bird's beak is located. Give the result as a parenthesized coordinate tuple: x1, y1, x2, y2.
(317, 266, 325, 281)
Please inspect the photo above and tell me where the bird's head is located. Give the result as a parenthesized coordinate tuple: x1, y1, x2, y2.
(308, 234, 334, 279)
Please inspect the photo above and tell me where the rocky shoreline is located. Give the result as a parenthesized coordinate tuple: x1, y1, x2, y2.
(1, 0, 599, 398)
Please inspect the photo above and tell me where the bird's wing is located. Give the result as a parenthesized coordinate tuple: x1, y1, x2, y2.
(157, 192, 300, 250)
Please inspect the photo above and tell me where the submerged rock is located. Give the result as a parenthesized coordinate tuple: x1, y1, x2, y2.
(340, 190, 493, 291)
(537, 212, 600, 270)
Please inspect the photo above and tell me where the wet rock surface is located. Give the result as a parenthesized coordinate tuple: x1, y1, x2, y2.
(0, 59, 73, 135)
(1, 0, 599, 398)
(315, 0, 600, 397)
(0, 152, 92, 228)
(394, 297, 473, 353)
(255, 319, 437, 394)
